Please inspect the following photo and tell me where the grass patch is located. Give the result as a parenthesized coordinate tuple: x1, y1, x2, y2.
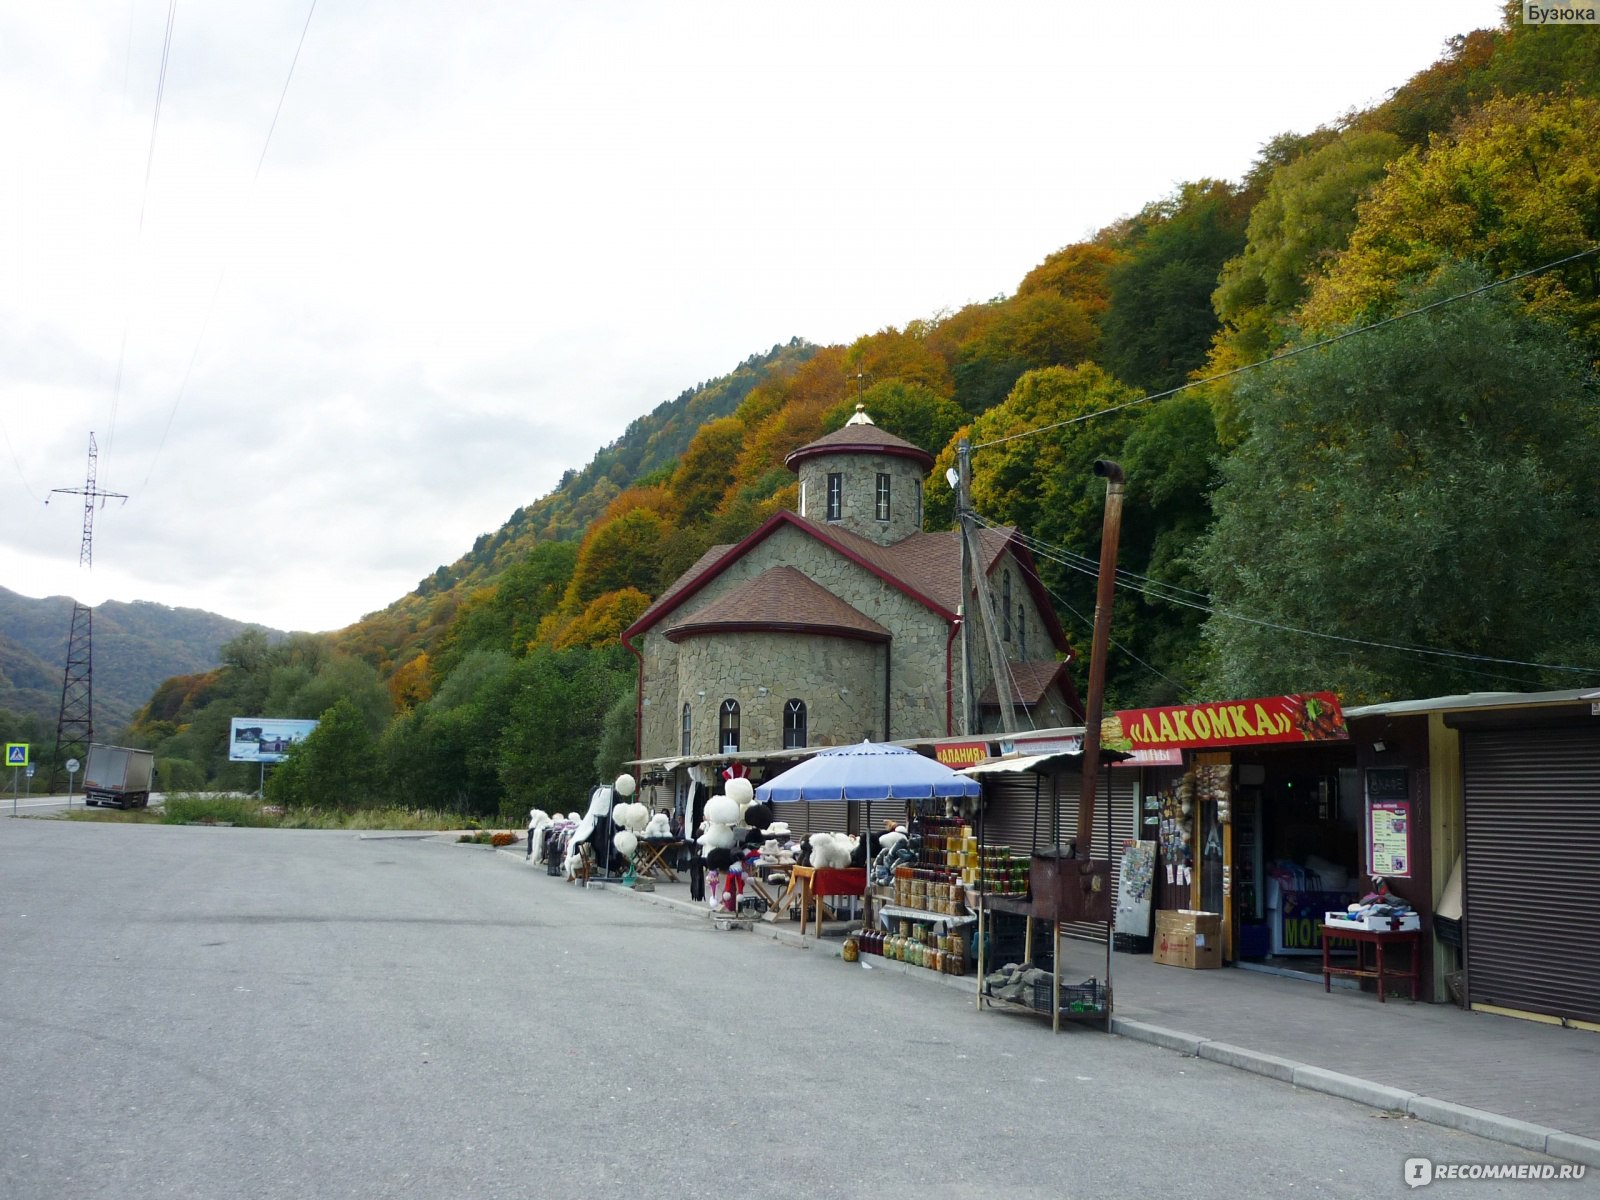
(61, 792, 496, 832)
(61, 807, 162, 823)
(161, 793, 275, 827)
(273, 806, 464, 831)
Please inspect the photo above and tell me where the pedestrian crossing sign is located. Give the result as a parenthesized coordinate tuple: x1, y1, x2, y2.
(5, 743, 28, 767)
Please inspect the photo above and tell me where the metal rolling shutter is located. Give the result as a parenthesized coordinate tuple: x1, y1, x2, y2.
(977, 774, 1053, 852)
(785, 799, 850, 837)
(973, 768, 1135, 944)
(1055, 769, 1138, 943)
(1463, 727, 1600, 1024)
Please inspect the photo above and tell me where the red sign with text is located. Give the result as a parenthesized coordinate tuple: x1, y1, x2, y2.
(1108, 692, 1347, 751)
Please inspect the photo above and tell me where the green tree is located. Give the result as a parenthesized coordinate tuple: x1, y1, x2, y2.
(266, 697, 379, 811)
(1199, 265, 1600, 702)
(1099, 180, 1252, 393)
(495, 646, 632, 815)
(564, 508, 667, 608)
(1301, 94, 1600, 346)
(1212, 130, 1405, 365)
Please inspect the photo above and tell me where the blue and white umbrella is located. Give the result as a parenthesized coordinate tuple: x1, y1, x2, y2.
(756, 740, 981, 804)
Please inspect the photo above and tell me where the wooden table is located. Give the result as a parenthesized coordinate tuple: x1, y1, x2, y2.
(634, 838, 684, 882)
(1322, 922, 1421, 1002)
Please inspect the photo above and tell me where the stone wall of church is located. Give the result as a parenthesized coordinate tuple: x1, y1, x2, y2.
(633, 521, 957, 761)
(675, 632, 882, 754)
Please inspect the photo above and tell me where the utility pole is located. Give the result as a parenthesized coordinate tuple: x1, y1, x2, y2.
(48, 434, 127, 791)
(954, 440, 977, 736)
(1075, 459, 1125, 857)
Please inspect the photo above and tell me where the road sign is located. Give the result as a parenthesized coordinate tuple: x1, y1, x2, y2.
(66, 757, 80, 774)
(5, 743, 28, 767)
(25, 765, 35, 778)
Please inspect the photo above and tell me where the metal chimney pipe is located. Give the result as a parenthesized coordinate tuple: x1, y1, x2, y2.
(1075, 459, 1125, 857)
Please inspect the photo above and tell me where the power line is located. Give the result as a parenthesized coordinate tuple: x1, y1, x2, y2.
(141, 0, 320, 485)
(972, 245, 1600, 451)
(978, 511, 1600, 679)
(256, 0, 318, 181)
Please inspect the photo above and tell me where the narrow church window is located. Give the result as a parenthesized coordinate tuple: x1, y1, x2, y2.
(719, 699, 740, 753)
(1018, 603, 1027, 659)
(1002, 571, 1012, 641)
(783, 699, 807, 749)
(681, 703, 692, 756)
(826, 473, 842, 521)
(875, 473, 891, 521)
(799, 478, 808, 517)
(913, 478, 923, 527)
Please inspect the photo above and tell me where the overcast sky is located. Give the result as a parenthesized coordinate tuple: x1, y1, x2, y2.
(1, 1, 1506, 634)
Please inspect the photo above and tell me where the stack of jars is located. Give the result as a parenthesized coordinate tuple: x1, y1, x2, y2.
(979, 846, 1031, 897)
(891, 865, 966, 915)
(920, 817, 981, 888)
(856, 922, 966, 975)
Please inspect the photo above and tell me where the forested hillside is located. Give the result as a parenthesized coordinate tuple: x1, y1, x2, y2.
(125, 4, 1600, 819)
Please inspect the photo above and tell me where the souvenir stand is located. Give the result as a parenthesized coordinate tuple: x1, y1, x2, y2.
(964, 749, 1118, 1033)
(754, 741, 982, 940)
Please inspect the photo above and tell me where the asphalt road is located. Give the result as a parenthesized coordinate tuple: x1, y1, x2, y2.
(0, 820, 1587, 1200)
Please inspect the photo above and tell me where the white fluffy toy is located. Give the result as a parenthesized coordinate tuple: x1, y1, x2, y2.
(643, 811, 672, 839)
(808, 831, 856, 870)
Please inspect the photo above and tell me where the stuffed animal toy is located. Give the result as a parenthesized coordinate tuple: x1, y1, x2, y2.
(741, 801, 774, 837)
(870, 826, 912, 884)
(642, 812, 672, 839)
(613, 829, 639, 862)
(808, 832, 854, 870)
(704, 845, 739, 911)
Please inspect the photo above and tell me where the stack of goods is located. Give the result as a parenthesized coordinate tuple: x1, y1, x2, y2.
(856, 923, 967, 975)
(920, 816, 981, 887)
(977, 845, 1030, 898)
(1329, 877, 1420, 931)
(890, 866, 966, 916)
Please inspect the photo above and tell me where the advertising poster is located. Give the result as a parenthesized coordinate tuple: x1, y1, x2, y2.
(229, 717, 319, 763)
(1369, 799, 1412, 878)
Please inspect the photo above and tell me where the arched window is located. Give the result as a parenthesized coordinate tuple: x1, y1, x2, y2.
(719, 699, 740, 753)
(1002, 570, 1012, 641)
(783, 699, 808, 749)
(681, 702, 692, 756)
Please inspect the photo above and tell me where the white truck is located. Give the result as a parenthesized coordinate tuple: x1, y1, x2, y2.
(83, 743, 155, 809)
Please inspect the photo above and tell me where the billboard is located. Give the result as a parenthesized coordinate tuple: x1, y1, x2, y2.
(230, 717, 319, 764)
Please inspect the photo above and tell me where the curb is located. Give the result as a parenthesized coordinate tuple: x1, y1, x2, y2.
(1109, 1016, 1600, 1168)
(497, 849, 1600, 1169)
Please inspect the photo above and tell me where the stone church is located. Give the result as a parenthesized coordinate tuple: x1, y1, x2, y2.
(621, 408, 1084, 786)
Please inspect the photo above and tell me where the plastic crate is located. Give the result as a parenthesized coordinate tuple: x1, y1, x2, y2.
(1032, 976, 1106, 1016)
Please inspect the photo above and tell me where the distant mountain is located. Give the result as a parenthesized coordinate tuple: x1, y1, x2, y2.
(0, 586, 277, 735)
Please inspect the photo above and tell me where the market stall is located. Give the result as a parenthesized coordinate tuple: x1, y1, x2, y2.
(754, 740, 982, 938)
(962, 749, 1123, 1032)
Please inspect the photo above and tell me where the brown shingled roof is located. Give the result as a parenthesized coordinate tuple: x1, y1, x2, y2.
(784, 422, 935, 472)
(978, 660, 1073, 707)
(621, 508, 1069, 658)
(663, 566, 890, 643)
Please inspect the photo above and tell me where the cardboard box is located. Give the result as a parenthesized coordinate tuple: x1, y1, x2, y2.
(1154, 909, 1221, 969)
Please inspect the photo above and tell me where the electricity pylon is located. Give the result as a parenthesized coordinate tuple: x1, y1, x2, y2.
(48, 433, 126, 790)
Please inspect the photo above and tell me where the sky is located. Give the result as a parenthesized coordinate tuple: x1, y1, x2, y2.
(0, 1, 1509, 634)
